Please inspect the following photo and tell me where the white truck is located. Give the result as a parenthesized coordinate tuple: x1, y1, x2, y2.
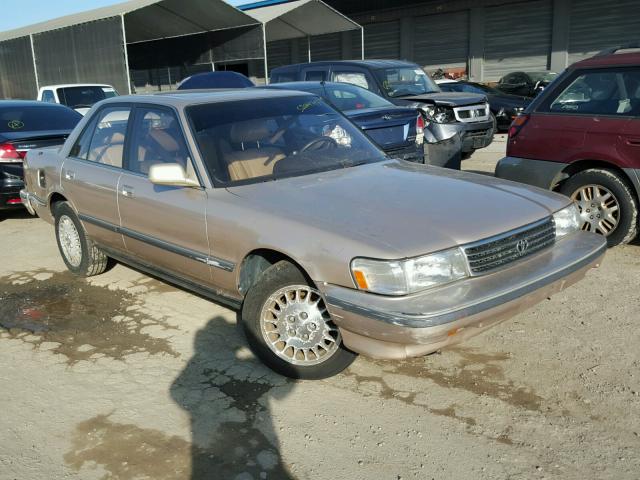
(37, 84, 118, 115)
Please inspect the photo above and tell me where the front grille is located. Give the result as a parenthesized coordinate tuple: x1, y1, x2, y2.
(462, 218, 556, 275)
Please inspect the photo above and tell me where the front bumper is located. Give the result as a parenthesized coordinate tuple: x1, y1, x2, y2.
(321, 232, 606, 360)
(429, 119, 494, 153)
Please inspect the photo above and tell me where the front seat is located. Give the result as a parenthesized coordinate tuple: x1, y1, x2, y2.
(224, 119, 285, 181)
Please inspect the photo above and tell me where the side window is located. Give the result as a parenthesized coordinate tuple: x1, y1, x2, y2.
(41, 90, 55, 103)
(331, 71, 370, 90)
(127, 106, 197, 181)
(86, 107, 131, 168)
(304, 70, 328, 81)
(272, 71, 297, 83)
(69, 116, 99, 159)
(544, 68, 640, 116)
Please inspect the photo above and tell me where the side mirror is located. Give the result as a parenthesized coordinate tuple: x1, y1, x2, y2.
(148, 163, 199, 187)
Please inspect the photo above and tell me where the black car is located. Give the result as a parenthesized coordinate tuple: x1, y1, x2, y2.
(265, 81, 425, 163)
(0, 101, 81, 213)
(270, 60, 494, 157)
(496, 71, 558, 98)
(437, 80, 530, 131)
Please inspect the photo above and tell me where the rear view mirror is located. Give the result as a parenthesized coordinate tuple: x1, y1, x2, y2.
(148, 163, 199, 187)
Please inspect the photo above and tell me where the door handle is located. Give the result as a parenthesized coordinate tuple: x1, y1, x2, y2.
(121, 185, 134, 198)
(64, 170, 75, 180)
(626, 138, 640, 146)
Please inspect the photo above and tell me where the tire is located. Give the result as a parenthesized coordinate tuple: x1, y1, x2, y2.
(241, 261, 357, 379)
(559, 169, 638, 247)
(490, 112, 498, 137)
(53, 202, 109, 276)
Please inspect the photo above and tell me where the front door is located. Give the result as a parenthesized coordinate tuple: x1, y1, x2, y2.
(61, 105, 131, 251)
(118, 104, 211, 285)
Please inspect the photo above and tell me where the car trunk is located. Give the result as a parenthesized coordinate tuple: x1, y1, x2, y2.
(345, 107, 417, 150)
(1, 131, 69, 185)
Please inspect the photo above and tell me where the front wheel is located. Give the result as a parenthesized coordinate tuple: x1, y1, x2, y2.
(241, 261, 357, 379)
(559, 169, 638, 247)
(54, 202, 109, 276)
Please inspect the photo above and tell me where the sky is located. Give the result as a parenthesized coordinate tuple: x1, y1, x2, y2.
(0, 0, 252, 32)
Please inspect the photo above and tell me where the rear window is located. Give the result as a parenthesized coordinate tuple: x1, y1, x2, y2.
(0, 106, 81, 133)
(57, 86, 118, 109)
(323, 83, 391, 110)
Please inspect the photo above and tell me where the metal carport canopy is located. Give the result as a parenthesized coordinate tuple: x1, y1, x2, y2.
(244, 0, 363, 77)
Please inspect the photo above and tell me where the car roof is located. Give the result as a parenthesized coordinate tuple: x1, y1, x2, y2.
(571, 51, 640, 69)
(0, 100, 72, 108)
(100, 88, 310, 108)
(272, 59, 419, 71)
(40, 84, 114, 89)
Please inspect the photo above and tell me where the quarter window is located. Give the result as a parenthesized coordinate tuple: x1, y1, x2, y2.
(544, 68, 640, 116)
(304, 70, 328, 81)
(127, 107, 197, 181)
(331, 71, 370, 90)
(86, 107, 131, 168)
(41, 90, 55, 103)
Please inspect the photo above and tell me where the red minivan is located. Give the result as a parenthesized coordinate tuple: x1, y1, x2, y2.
(496, 45, 640, 247)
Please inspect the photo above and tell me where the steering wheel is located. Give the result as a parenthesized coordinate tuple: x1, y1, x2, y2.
(300, 136, 338, 153)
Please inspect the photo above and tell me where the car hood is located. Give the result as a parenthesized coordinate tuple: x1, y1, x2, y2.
(486, 93, 530, 109)
(396, 91, 487, 107)
(227, 160, 570, 258)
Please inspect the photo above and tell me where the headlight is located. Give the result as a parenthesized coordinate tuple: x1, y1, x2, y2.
(421, 105, 455, 124)
(351, 248, 469, 296)
(553, 203, 581, 237)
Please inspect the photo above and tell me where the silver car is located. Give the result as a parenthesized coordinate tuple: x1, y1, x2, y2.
(20, 89, 606, 379)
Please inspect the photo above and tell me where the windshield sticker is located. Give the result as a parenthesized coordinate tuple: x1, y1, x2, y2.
(8, 120, 24, 130)
(297, 97, 323, 113)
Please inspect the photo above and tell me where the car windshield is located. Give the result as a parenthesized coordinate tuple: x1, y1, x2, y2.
(323, 83, 392, 110)
(527, 72, 558, 83)
(375, 67, 440, 97)
(187, 95, 386, 186)
(0, 105, 81, 133)
(56, 86, 118, 109)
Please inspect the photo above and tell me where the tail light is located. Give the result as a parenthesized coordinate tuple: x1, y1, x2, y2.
(415, 114, 425, 145)
(508, 114, 529, 140)
(0, 143, 25, 163)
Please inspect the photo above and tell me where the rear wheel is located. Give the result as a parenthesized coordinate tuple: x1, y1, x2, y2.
(53, 202, 109, 276)
(559, 169, 638, 247)
(241, 261, 357, 379)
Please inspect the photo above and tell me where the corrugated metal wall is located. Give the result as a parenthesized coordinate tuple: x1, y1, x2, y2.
(568, 0, 640, 64)
(0, 36, 37, 99)
(33, 17, 129, 94)
(361, 20, 400, 59)
(267, 39, 291, 71)
(413, 11, 469, 73)
(309, 32, 342, 61)
(483, 0, 552, 80)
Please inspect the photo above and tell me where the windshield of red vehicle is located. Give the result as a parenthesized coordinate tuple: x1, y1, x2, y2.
(376, 67, 440, 97)
(187, 95, 386, 186)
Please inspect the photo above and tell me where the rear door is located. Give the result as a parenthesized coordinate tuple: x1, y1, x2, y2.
(62, 105, 130, 251)
(118, 104, 211, 285)
(519, 67, 639, 166)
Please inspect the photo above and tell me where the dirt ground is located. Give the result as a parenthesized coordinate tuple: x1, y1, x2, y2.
(1, 139, 639, 479)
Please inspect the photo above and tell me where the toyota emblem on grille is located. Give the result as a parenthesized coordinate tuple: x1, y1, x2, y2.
(516, 239, 529, 255)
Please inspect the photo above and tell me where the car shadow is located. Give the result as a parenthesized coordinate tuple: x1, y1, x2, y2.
(0, 209, 33, 222)
(170, 315, 295, 479)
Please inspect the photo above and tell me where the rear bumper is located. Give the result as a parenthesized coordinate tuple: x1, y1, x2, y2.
(0, 188, 23, 210)
(384, 143, 425, 163)
(1, 165, 24, 210)
(320, 232, 606, 360)
(19, 189, 45, 215)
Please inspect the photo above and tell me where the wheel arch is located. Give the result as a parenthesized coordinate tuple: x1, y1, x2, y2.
(238, 248, 313, 296)
(554, 159, 640, 201)
(48, 191, 70, 214)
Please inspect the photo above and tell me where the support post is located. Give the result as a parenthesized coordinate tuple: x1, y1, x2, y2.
(262, 24, 269, 84)
(29, 34, 39, 92)
(307, 35, 311, 62)
(550, 0, 571, 72)
(360, 27, 365, 60)
(121, 14, 133, 94)
(468, 7, 484, 81)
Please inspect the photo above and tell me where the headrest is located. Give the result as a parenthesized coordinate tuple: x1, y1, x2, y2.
(230, 119, 272, 144)
(111, 132, 125, 143)
(150, 128, 179, 152)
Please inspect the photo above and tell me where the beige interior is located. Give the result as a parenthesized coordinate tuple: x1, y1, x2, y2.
(89, 131, 125, 168)
(223, 119, 284, 181)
